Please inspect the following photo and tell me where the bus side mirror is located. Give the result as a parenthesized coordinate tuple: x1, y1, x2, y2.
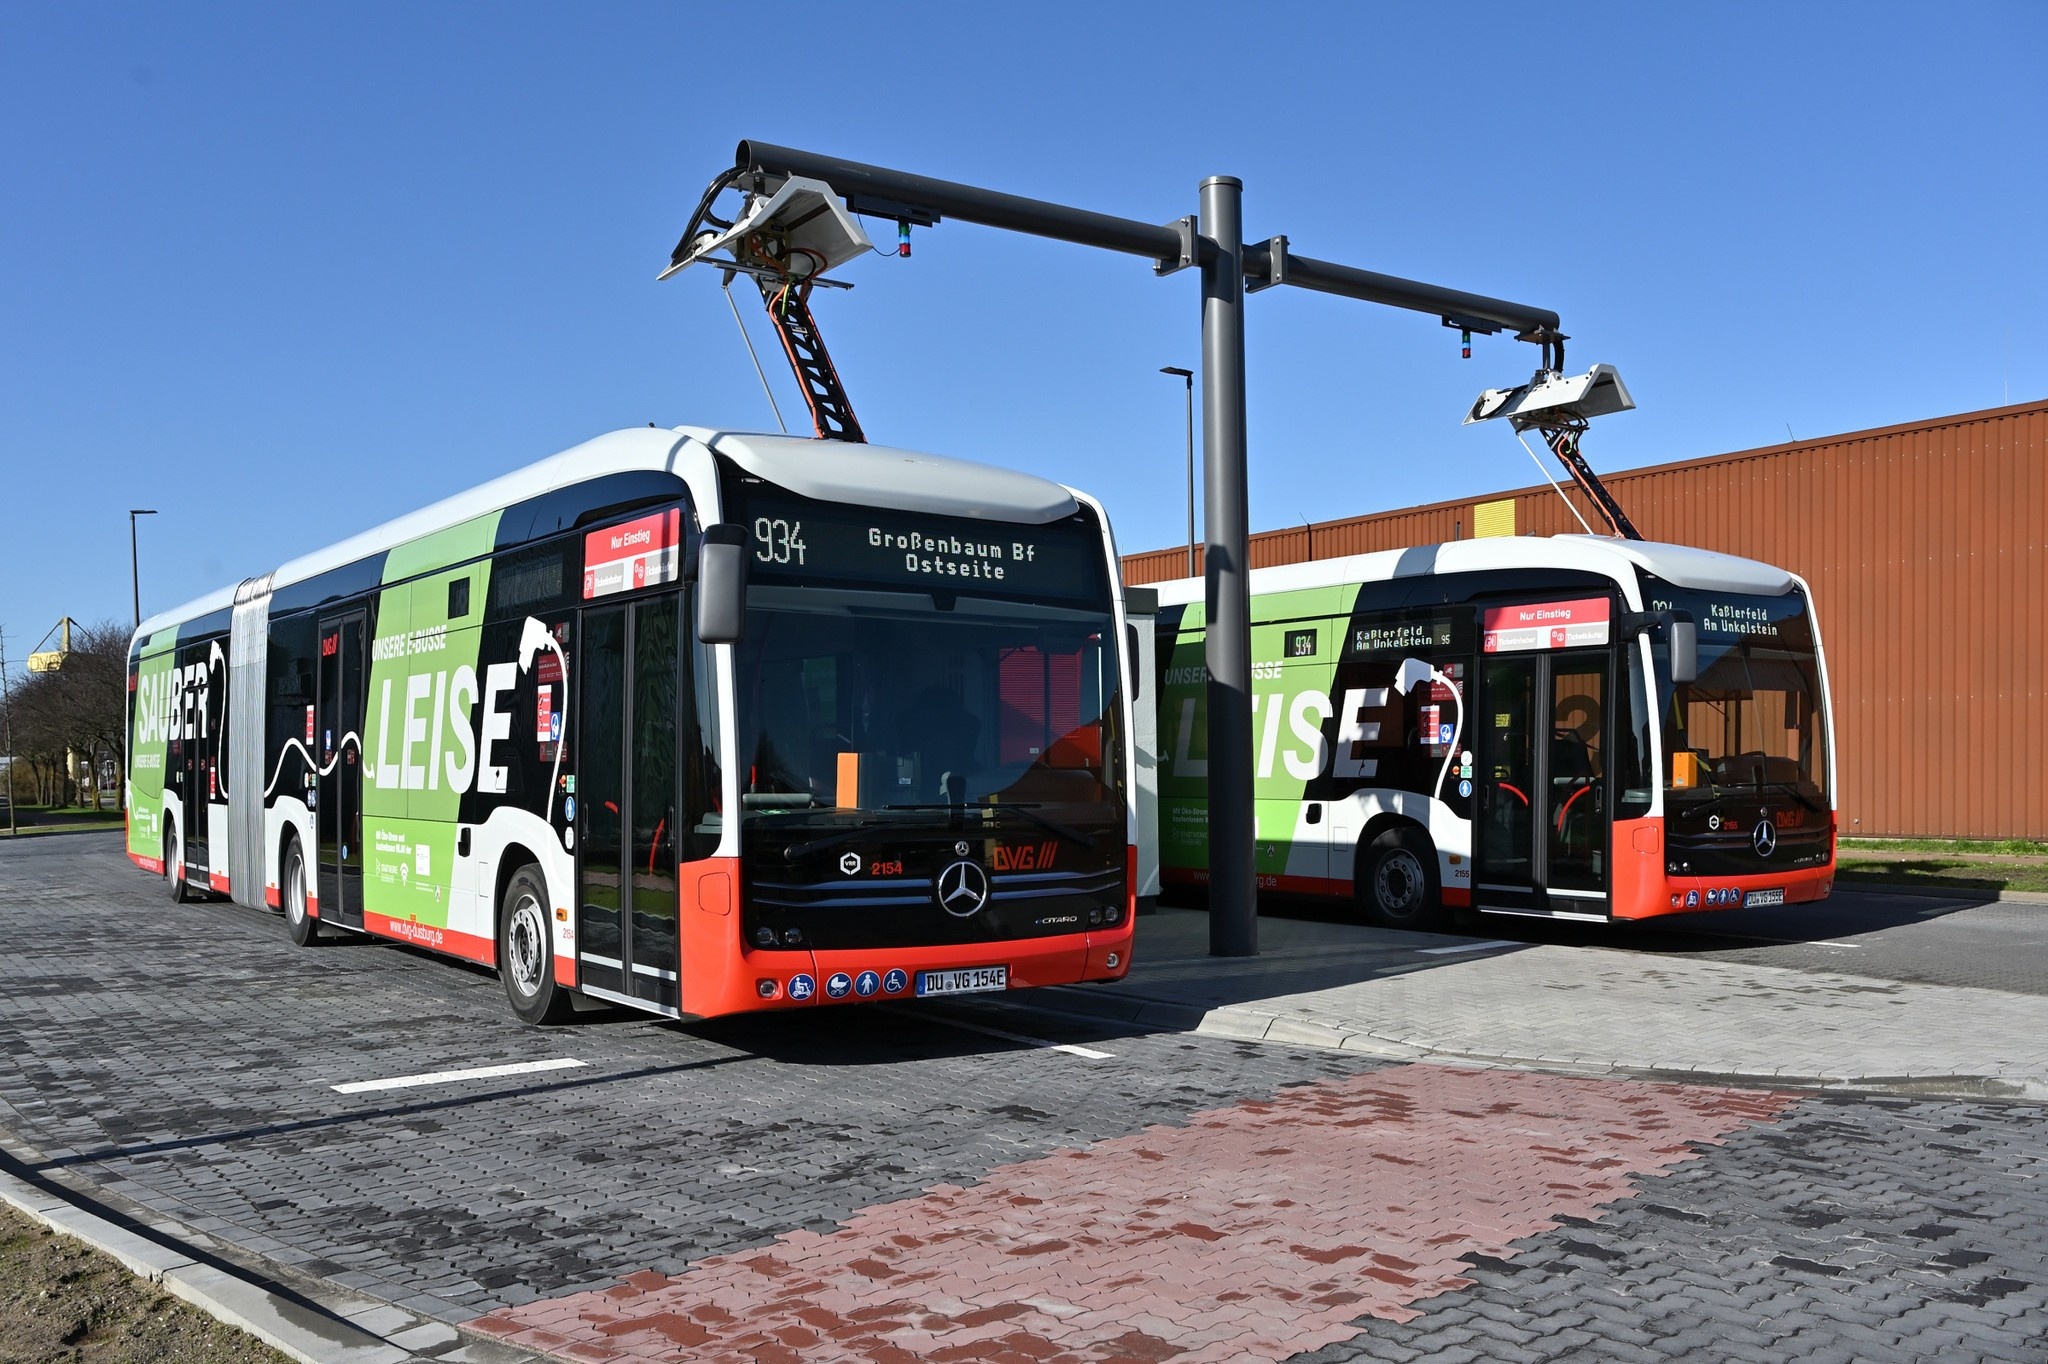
(1126, 624, 1141, 698)
(697, 524, 747, 644)
(1667, 617, 1698, 685)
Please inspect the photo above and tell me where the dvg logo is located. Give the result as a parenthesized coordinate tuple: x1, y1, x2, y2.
(1752, 819, 1778, 858)
(935, 860, 991, 917)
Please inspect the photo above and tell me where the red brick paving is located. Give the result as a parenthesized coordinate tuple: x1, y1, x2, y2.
(471, 1064, 1794, 1362)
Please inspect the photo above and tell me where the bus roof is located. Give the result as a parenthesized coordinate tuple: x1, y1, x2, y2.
(136, 427, 1081, 641)
(1146, 535, 1799, 608)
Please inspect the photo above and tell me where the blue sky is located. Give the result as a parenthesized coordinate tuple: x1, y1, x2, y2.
(2, 2, 2043, 654)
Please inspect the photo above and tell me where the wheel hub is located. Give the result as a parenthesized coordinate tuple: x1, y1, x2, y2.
(1376, 852, 1423, 911)
(508, 897, 547, 993)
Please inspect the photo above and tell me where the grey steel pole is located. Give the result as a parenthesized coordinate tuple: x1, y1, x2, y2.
(127, 509, 155, 822)
(1199, 176, 1256, 957)
(1159, 368, 1196, 576)
(1, 627, 15, 838)
(129, 509, 156, 634)
(1183, 375, 1196, 577)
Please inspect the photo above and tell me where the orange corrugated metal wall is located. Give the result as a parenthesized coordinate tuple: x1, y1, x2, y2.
(1123, 399, 2048, 838)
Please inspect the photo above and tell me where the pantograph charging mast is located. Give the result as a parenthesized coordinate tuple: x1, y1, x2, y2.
(662, 140, 1629, 958)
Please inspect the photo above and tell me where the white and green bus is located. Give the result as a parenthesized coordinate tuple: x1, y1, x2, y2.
(128, 427, 1139, 1022)
(1147, 535, 1837, 927)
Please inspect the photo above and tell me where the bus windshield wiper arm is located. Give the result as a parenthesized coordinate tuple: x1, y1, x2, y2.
(883, 802, 1095, 847)
(778, 812, 923, 861)
(1764, 780, 1828, 814)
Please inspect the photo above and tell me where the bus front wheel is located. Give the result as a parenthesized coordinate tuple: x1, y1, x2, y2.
(1358, 827, 1443, 932)
(499, 865, 573, 1025)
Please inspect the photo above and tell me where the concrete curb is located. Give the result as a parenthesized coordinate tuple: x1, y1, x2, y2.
(0, 1160, 544, 1363)
(1022, 983, 2048, 1102)
(1833, 876, 2048, 904)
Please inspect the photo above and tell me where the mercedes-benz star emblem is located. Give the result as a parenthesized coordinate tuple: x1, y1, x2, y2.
(935, 859, 991, 917)
(839, 852, 862, 876)
(954, 840, 971, 857)
(1752, 820, 1778, 858)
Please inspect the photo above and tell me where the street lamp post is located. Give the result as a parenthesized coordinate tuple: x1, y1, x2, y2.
(127, 509, 157, 822)
(1159, 367, 1195, 576)
(1, 626, 15, 837)
(129, 510, 157, 634)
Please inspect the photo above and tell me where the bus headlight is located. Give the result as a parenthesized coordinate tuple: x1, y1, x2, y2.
(754, 927, 776, 948)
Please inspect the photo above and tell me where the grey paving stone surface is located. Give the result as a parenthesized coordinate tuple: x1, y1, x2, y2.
(1299, 1094, 2048, 1363)
(7, 835, 2048, 1361)
(0, 835, 1383, 1319)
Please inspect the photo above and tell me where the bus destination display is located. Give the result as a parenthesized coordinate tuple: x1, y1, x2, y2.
(741, 495, 1102, 601)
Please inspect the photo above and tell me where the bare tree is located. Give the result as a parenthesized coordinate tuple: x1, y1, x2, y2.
(8, 620, 129, 810)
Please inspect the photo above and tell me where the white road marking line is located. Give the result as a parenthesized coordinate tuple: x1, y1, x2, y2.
(1417, 939, 1520, 956)
(330, 1057, 587, 1094)
(922, 1014, 1114, 1060)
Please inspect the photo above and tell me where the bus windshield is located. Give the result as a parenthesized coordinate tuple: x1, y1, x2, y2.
(1645, 583, 1830, 808)
(724, 483, 1125, 838)
(735, 587, 1123, 826)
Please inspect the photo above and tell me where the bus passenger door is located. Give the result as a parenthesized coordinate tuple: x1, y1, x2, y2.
(178, 641, 210, 875)
(1546, 654, 1612, 911)
(575, 593, 681, 1012)
(1474, 651, 1612, 917)
(315, 613, 367, 929)
(1475, 655, 1540, 911)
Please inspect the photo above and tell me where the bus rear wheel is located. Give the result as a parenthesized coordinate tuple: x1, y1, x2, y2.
(499, 865, 573, 1025)
(165, 830, 192, 904)
(282, 837, 319, 946)
(1359, 827, 1443, 932)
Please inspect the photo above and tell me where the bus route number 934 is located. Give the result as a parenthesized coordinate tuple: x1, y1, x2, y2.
(754, 518, 806, 566)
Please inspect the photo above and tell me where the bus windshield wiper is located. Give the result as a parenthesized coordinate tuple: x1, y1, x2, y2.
(1762, 779, 1828, 814)
(884, 801, 1096, 848)
(775, 810, 923, 861)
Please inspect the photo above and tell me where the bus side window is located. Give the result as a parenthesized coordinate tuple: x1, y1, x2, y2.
(682, 580, 722, 859)
(1615, 644, 1653, 818)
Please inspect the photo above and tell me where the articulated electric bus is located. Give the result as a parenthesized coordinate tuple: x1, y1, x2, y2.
(127, 427, 1138, 1023)
(1149, 536, 1836, 926)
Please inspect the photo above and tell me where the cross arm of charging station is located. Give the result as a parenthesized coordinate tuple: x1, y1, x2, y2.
(722, 139, 1565, 962)
(733, 140, 1559, 345)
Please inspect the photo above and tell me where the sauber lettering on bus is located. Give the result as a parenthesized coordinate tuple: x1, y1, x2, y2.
(133, 643, 228, 747)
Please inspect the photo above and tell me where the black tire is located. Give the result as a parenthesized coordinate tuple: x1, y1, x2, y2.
(166, 828, 192, 904)
(498, 864, 573, 1025)
(1358, 826, 1443, 931)
(282, 836, 320, 946)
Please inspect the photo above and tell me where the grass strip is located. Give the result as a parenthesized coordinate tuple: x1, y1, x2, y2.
(1836, 857, 2048, 895)
(1840, 836, 2048, 856)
